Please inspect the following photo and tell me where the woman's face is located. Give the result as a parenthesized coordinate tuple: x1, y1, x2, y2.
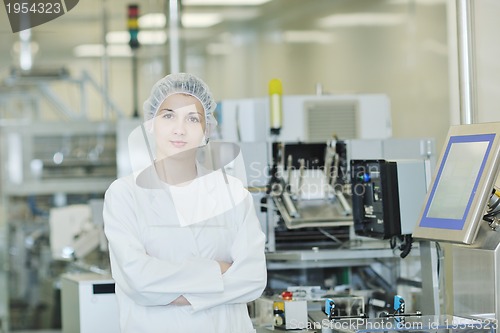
(152, 93, 205, 159)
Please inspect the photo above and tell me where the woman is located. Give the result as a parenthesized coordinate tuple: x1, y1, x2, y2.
(103, 73, 267, 333)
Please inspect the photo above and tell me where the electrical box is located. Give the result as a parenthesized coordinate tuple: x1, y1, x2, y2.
(350, 159, 428, 239)
(61, 273, 120, 333)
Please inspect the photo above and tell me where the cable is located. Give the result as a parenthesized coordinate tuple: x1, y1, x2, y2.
(390, 236, 397, 249)
(399, 234, 412, 258)
(317, 228, 342, 244)
(435, 242, 442, 278)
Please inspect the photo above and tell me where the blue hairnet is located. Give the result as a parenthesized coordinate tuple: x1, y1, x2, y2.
(143, 73, 217, 131)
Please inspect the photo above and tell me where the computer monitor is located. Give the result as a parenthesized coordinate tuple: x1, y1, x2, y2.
(413, 122, 500, 244)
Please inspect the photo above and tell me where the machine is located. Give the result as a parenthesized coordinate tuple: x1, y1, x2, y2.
(61, 273, 119, 333)
(217, 94, 392, 143)
(299, 122, 500, 333)
(265, 138, 435, 253)
(413, 122, 500, 323)
(0, 121, 116, 331)
(350, 159, 428, 257)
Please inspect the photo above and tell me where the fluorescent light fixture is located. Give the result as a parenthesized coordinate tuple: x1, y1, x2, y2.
(220, 8, 259, 21)
(106, 45, 133, 57)
(182, 13, 222, 28)
(138, 31, 167, 45)
(12, 40, 39, 55)
(388, 0, 446, 5)
(183, 0, 270, 5)
(318, 13, 406, 27)
(139, 13, 166, 28)
(106, 31, 167, 45)
(282, 30, 333, 44)
(74, 44, 105, 57)
(74, 44, 132, 57)
(17, 29, 37, 70)
(106, 31, 129, 44)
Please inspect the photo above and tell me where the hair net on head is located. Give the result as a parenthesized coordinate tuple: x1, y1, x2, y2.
(143, 73, 218, 136)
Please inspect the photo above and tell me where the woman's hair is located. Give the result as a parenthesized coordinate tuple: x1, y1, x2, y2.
(143, 73, 217, 131)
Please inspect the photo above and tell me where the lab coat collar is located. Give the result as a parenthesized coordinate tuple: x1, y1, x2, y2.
(133, 141, 241, 226)
(133, 141, 241, 190)
(146, 163, 227, 227)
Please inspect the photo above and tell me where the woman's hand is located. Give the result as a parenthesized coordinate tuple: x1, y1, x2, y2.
(169, 261, 232, 306)
(217, 261, 232, 274)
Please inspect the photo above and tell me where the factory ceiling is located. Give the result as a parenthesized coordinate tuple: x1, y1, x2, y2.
(0, 0, 446, 75)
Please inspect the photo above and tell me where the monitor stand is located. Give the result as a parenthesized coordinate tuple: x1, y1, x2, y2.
(452, 221, 500, 322)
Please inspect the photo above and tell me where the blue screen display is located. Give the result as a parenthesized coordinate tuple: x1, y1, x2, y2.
(419, 133, 495, 230)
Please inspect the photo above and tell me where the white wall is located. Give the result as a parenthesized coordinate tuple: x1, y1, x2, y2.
(473, 0, 500, 123)
(448, 0, 500, 126)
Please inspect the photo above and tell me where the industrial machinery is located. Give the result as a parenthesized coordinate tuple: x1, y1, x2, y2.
(253, 138, 436, 326)
(0, 92, 441, 332)
(413, 122, 500, 323)
(350, 159, 429, 257)
(264, 138, 435, 253)
(268, 140, 352, 232)
(61, 273, 119, 333)
(218, 94, 392, 143)
(213, 93, 438, 321)
(0, 121, 116, 331)
(283, 122, 500, 333)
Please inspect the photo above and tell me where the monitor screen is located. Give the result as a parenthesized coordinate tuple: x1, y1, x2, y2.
(420, 135, 494, 230)
(413, 123, 500, 244)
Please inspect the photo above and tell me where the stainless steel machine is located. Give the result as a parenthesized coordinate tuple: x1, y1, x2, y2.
(413, 122, 500, 324)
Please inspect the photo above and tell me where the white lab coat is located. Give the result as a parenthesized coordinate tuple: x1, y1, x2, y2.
(103, 165, 267, 333)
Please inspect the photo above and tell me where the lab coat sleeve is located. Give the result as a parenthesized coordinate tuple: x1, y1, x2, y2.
(184, 192, 267, 312)
(103, 178, 224, 307)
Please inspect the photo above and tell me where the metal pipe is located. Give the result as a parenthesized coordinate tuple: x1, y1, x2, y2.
(132, 52, 139, 118)
(101, 0, 110, 119)
(168, 0, 181, 73)
(456, 0, 477, 125)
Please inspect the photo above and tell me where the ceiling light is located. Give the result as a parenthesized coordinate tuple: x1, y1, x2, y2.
(183, 0, 270, 5)
(318, 13, 406, 28)
(74, 44, 132, 57)
(282, 30, 333, 44)
(106, 31, 129, 44)
(12, 41, 39, 54)
(106, 45, 133, 57)
(106, 31, 167, 45)
(74, 44, 105, 57)
(388, 0, 446, 5)
(220, 8, 260, 21)
(138, 31, 167, 45)
(182, 13, 222, 28)
(139, 13, 166, 28)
